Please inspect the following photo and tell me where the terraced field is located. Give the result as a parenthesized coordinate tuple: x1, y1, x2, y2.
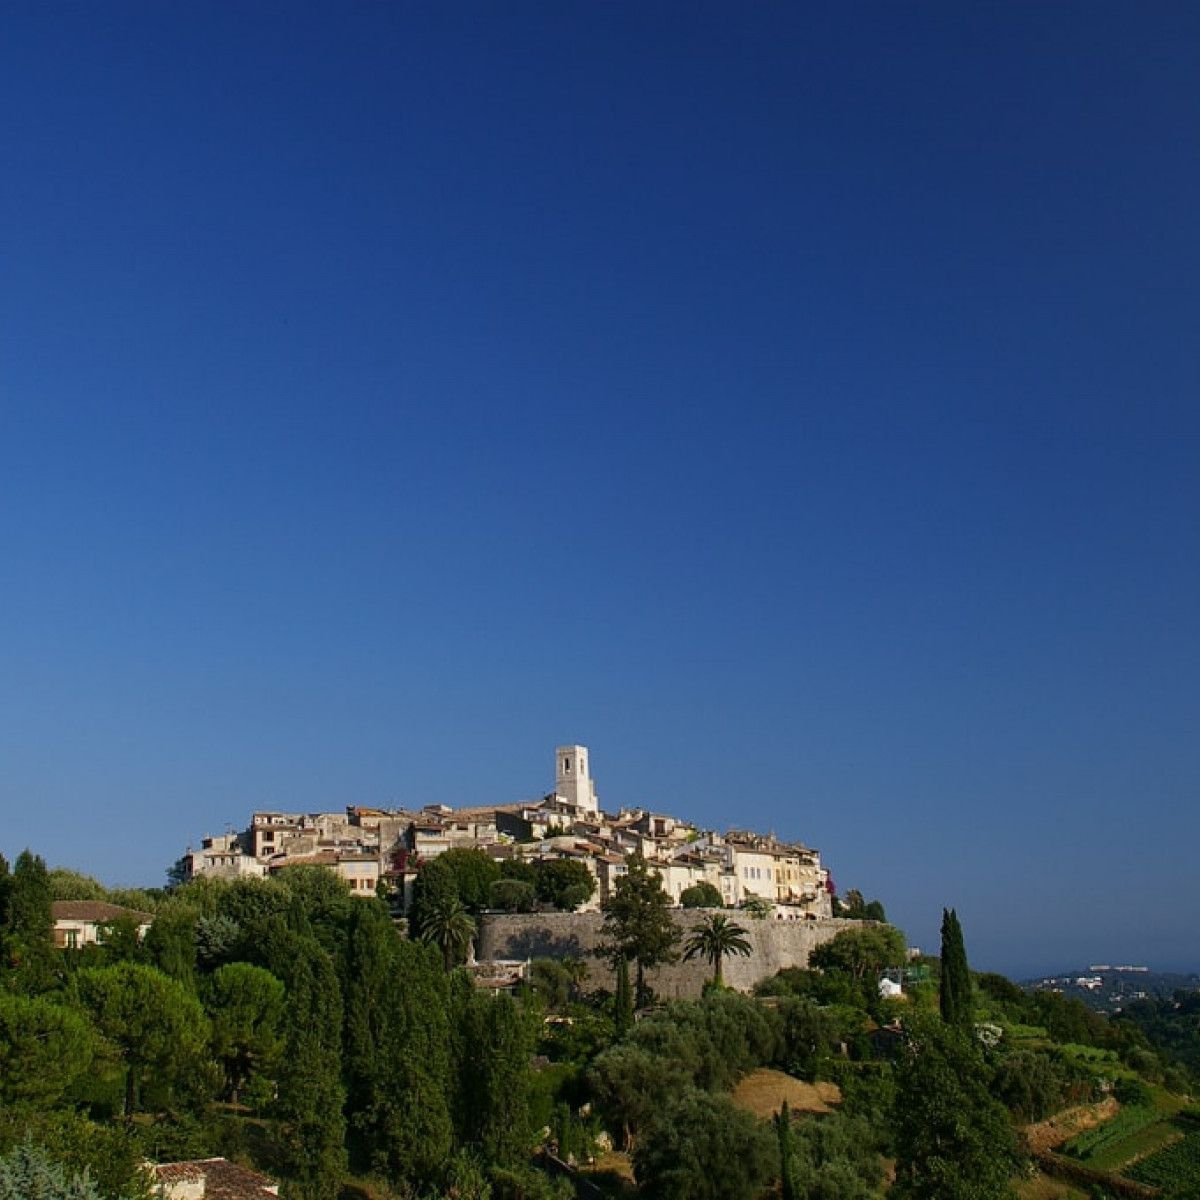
(1056, 1092, 1200, 1197)
(1127, 1129, 1200, 1196)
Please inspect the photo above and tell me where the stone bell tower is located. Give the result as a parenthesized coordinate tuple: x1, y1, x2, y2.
(554, 744, 598, 814)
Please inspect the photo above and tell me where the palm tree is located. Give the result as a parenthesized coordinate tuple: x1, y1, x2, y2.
(682, 913, 752, 986)
(417, 894, 476, 971)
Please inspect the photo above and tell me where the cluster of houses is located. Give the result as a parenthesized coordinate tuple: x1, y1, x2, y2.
(181, 744, 834, 919)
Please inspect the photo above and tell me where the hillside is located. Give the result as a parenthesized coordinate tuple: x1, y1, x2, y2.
(1022, 968, 1200, 1015)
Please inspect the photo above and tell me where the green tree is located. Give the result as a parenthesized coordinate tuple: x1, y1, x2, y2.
(992, 1050, 1068, 1122)
(589, 1042, 692, 1150)
(205, 962, 285, 1104)
(739, 895, 774, 919)
(437, 848, 502, 913)
(527, 959, 576, 1010)
(418, 893, 477, 970)
(499, 859, 538, 887)
(534, 858, 596, 911)
(489, 878, 536, 912)
(47, 868, 109, 902)
(343, 902, 453, 1189)
(0, 855, 10, 934)
(777, 996, 842, 1080)
(95, 916, 144, 964)
(142, 899, 198, 987)
(682, 913, 752, 987)
(194, 913, 241, 970)
(214, 876, 289, 931)
(455, 992, 535, 1168)
(939, 908, 973, 1028)
(776, 1102, 797, 1200)
(4, 851, 55, 992)
(614, 955, 634, 1037)
(785, 1111, 884, 1200)
(597, 853, 680, 1006)
(892, 1015, 1018, 1200)
(408, 856, 458, 929)
(809, 925, 906, 988)
(834, 890, 888, 922)
(274, 865, 354, 950)
(266, 932, 348, 1200)
(0, 992, 96, 1109)
(632, 1087, 776, 1200)
(680, 881, 723, 909)
(73, 961, 209, 1118)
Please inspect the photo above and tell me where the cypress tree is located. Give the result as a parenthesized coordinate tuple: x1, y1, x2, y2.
(939, 908, 973, 1028)
(269, 932, 347, 1200)
(776, 1100, 797, 1200)
(5, 851, 55, 993)
(343, 902, 452, 1190)
(453, 991, 534, 1168)
(0, 853, 11, 933)
(614, 955, 634, 1036)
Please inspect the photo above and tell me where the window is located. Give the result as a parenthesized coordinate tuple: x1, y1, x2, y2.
(564, 758, 571, 773)
(66, 930, 79, 950)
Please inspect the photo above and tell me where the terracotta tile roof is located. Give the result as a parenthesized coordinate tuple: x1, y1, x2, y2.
(446, 802, 529, 820)
(152, 1162, 204, 1184)
(152, 1157, 278, 1198)
(51, 901, 153, 923)
(271, 851, 337, 867)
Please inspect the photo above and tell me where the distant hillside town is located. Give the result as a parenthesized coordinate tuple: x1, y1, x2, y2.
(179, 744, 834, 919)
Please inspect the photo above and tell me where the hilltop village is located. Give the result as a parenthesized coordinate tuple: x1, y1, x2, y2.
(181, 744, 834, 921)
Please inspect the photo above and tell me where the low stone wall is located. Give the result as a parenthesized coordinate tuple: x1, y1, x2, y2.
(477, 910, 860, 999)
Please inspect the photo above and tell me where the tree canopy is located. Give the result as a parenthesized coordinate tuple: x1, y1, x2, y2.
(633, 1087, 776, 1200)
(892, 1015, 1018, 1200)
(74, 961, 209, 1118)
(680, 881, 724, 909)
(597, 853, 680, 1006)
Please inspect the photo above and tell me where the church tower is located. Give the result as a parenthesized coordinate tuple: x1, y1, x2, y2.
(555, 744, 598, 814)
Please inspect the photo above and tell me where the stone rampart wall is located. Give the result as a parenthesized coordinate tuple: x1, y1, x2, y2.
(477, 910, 861, 999)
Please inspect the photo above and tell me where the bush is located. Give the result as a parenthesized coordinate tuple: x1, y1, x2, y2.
(680, 883, 723, 909)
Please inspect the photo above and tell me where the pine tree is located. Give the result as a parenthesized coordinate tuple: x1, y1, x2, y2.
(73, 961, 209, 1118)
(939, 908, 973, 1028)
(597, 852, 680, 1007)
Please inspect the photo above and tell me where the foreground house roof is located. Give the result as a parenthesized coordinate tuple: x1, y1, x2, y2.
(51, 900, 153, 924)
(152, 1157, 279, 1199)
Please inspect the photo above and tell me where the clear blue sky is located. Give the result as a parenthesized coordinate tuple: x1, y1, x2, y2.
(1, 3, 1196, 978)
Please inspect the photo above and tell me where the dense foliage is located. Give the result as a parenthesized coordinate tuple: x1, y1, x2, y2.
(2, 850, 1192, 1200)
